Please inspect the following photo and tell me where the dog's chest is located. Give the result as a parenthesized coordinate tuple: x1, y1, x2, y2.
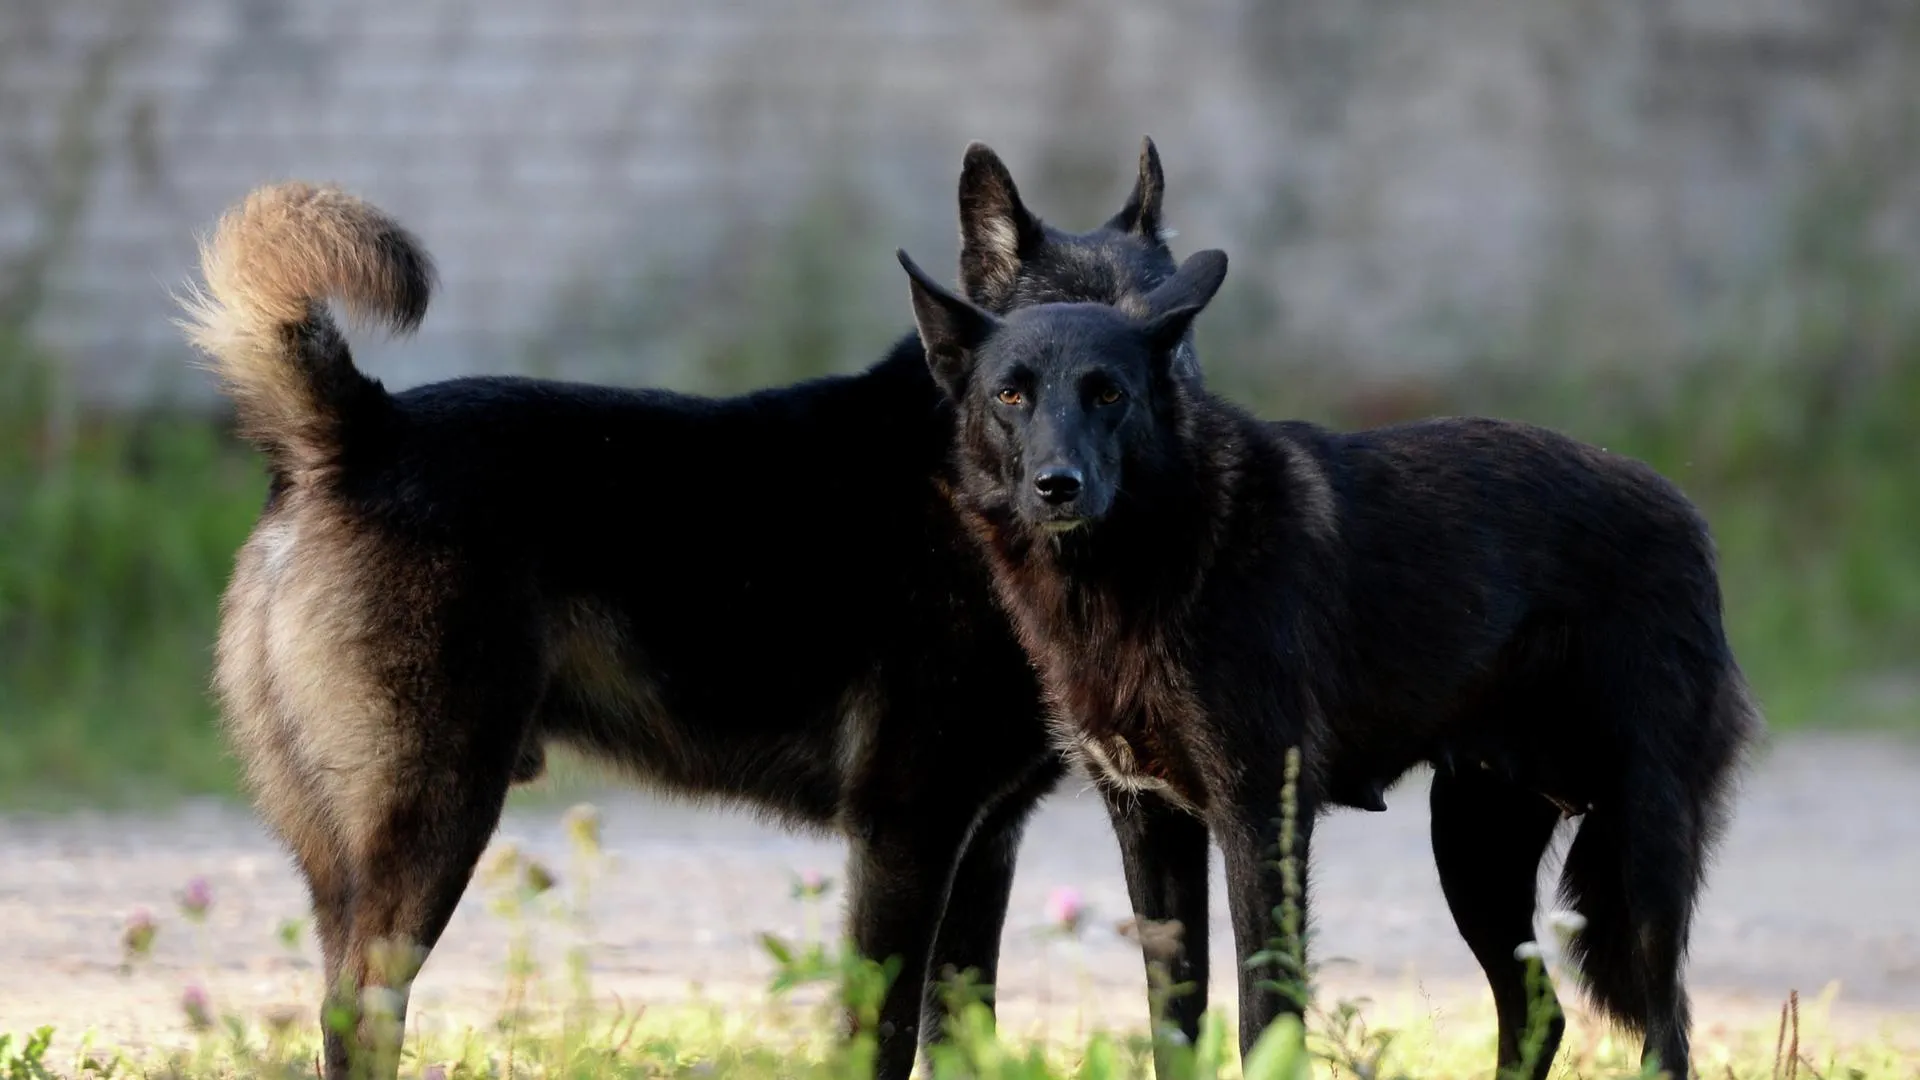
(1035, 626, 1208, 812)
(982, 538, 1211, 809)
(1068, 730, 1201, 811)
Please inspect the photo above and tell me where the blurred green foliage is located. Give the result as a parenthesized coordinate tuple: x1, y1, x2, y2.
(0, 327, 263, 806)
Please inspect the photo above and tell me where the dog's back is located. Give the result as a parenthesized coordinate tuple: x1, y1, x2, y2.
(1274, 418, 1734, 712)
(1245, 414, 1754, 789)
(177, 180, 985, 817)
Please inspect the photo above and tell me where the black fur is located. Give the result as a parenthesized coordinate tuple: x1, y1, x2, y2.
(205, 142, 1220, 1080)
(901, 251, 1761, 1080)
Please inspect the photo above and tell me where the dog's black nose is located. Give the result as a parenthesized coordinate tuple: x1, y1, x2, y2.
(1034, 467, 1084, 505)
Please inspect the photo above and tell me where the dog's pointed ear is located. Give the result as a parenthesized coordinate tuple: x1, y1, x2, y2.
(958, 142, 1046, 307)
(900, 248, 1001, 398)
(1107, 136, 1167, 244)
(1141, 249, 1228, 359)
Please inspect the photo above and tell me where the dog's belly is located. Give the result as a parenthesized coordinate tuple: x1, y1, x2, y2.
(1421, 737, 1596, 819)
(529, 604, 853, 827)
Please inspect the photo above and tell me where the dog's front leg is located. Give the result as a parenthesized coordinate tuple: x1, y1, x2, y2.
(844, 808, 975, 1080)
(1213, 768, 1317, 1059)
(919, 757, 1063, 1048)
(1103, 787, 1212, 1053)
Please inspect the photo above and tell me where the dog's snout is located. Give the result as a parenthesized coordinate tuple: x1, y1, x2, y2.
(1034, 467, 1084, 505)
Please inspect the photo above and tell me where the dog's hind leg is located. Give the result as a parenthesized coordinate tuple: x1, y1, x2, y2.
(291, 820, 355, 1025)
(1104, 788, 1211, 1052)
(243, 758, 356, 1046)
(318, 719, 525, 1080)
(1430, 767, 1564, 1080)
(329, 772, 518, 1080)
(293, 617, 538, 1080)
(919, 758, 1062, 1047)
(267, 720, 518, 1080)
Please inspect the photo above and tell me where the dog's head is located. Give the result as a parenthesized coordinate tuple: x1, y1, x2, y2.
(900, 246, 1228, 533)
(956, 138, 1200, 384)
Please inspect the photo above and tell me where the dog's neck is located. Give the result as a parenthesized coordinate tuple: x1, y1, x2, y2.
(951, 395, 1253, 807)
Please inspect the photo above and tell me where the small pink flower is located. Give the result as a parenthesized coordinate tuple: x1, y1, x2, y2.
(122, 907, 158, 961)
(421, 1066, 449, 1080)
(181, 983, 214, 1031)
(793, 868, 831, 900)
(178, 876, 213, 921)
(1045, 886, 1085, 936)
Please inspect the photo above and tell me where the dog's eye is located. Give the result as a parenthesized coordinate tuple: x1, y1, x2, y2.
(996, 388, 1025, 407)
(1094, 386, 1124, 406)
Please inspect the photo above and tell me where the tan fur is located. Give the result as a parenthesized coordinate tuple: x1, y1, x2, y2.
(212, 517, 340, 872)
(540, 601, 681, 777)
(213, 478, 488, 1078)
(1114, 292, 1154, 320)
(833, 669, 886, 809)
(968, 218, 1021, 298)
(177, 182, 432, 470)
(214, 493, 411, 867)
(545, 602, 654, 711)
(180, 182, 444, 915)
(265, 522, 412, 859)
(956, 142, 1039, 309)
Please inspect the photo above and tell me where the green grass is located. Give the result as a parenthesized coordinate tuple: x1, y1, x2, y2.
(10, 1003, 1914, 1080)
(3, 307, 1919, 808)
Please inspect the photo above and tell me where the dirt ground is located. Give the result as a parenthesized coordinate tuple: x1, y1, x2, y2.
(2, 732, 1916, 1055)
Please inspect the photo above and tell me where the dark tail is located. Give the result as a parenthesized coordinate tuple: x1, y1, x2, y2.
(1557, 668, 1761, 1032)
(178, 182, 435, 473)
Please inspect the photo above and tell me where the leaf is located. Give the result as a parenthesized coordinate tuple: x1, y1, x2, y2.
(1243, 1014, 1309, 1080)
(1190, 1011, 1232, 1080)
(758, 932, 794, 967)
(1076, 1034, 1122, 1080)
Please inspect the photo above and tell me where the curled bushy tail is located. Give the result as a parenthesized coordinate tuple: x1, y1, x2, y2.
(178, 182, 435, 472)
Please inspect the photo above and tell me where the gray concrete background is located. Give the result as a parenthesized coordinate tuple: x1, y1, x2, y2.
(3, 0, 1918, 402)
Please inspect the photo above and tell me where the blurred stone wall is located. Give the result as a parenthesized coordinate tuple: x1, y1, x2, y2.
(1, 0, 1916, 403)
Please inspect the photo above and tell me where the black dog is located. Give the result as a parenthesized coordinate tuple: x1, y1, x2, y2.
(178, 141, 1216, 1080)
(898, 247, 1759, 1079)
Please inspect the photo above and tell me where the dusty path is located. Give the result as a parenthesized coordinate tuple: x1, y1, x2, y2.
(2, 733, 1916, 1054)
